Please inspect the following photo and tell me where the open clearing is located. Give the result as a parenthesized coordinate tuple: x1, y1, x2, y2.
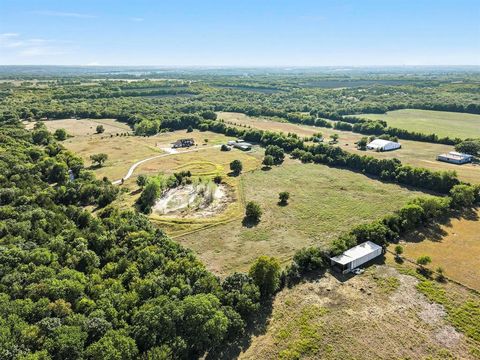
(218, 112, 480, 184)
(359, 109, 480, 140)
(114, 144, 263, 237)
(395, 208, 480, 290)
(239, 259, 480, 360)
(177, 159, 425, 275)
(31, 118, 233, 180)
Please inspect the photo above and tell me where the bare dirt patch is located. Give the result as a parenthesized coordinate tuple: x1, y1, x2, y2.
(240, 265, 475, 359)
(152, 183, 234, 218)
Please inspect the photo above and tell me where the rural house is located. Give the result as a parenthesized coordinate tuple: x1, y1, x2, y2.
(366, 139, 401, 151)
(172, 138, 195, 148)
(437, 151, 473, 165)
(330, 241, 383, 274)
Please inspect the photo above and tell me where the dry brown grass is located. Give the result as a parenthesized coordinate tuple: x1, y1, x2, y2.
(218, 112, 480, 184)
(396, 208, 480, 290)
(240, 263, 479, 360)
(34, 119, 234, 180)
(177, 159, 425, 276)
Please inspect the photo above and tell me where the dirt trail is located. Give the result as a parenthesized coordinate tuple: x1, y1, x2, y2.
(112, 145, 219, 184)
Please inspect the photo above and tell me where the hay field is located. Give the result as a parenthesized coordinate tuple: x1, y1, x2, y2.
(177, 159, 425, 275)
(218, 112, 480, 184)
(359, 109, 480, 139)
(396, 208, 480, 290)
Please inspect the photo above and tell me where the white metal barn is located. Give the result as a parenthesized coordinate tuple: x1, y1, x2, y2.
(366, 139, 401, 151)
(330, 241, 383, 273)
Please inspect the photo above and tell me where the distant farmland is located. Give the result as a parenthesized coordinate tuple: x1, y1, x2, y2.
(218, 112, 480, 184)
(358, 109, 480, 139)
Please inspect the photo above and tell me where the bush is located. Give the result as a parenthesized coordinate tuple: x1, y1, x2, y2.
(416, 255, 432, 266)
(292, 247, 326, 274)
(262, 155, 275, 167)
(136, 174, 148, 188)
(230, 160, 243, 176)
(278, 191, 290, 205)
(96, 125, 105, 134)
(54, 128, 68, 141)
(90, 153, 108, 167)
(213, 175, 222, 184)
(245, 201, 262, 222)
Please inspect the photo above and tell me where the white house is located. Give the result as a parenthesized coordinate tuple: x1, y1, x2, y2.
(437, 151, 473, 165)
(366, 139, 401, 152)
(330, 241, 383, 274)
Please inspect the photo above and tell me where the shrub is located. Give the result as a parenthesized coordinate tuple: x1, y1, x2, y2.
(54, 128, 68, 141)
(245, 201, 262, 222)
(96, 125, 105, 134)
(292, 247, 326, 274)
(230, 160, 243, 176)
(416, 255, 432, 266)
(278, 191, 290, 205)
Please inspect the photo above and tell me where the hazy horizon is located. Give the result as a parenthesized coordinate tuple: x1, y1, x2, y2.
(1, 0, 479, 67)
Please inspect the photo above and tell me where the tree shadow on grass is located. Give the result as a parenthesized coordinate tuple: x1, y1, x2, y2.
(227, 171, 241, 177)
(129, 188, 142, 196)
(242, 217, 260, 228)
(261, 166, 272, 171)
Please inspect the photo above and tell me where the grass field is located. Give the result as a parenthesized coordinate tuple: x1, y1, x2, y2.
(177, 159, 425, 275)
(218, 112, 480, 184)
(359, 109, 480, 140)
(33, 118, 234, 180)
(394, 208, 480, 290)
(116, 144, 263, 236)
(239, 259, 480, 359)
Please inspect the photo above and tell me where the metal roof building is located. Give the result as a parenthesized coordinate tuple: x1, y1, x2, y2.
(367, 139, 401, 152)
(437, 151, 473, 165)
(330, 241, 383, 274)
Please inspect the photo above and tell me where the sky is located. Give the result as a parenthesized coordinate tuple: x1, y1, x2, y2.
(0, 0, 479, 66)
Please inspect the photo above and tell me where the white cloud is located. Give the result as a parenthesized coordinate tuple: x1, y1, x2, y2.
(0, 33, 70, 57)
(32, 10, 97, 19)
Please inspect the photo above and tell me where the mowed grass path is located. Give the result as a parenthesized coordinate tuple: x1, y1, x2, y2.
(218, 112, 480, 184)
(359, 109, 480, 139)
(177, 159, 425, 275)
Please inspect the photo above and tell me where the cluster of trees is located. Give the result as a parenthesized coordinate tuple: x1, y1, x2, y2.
(455, 139, 480, 156)
(136, 171, 193, 213)
(193, 119, 461, 194)
(0, 121, 271, 359)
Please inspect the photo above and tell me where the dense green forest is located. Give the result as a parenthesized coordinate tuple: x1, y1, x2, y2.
(0, 124, 263, 359)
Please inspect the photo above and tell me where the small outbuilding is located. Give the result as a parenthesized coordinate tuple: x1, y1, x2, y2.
(367, 139, 401, 152)
(437, 151, 473, 165)
(330, 241, 383, 274)
(233, 142, 252, 151)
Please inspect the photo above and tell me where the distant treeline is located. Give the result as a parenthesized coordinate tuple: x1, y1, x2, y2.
(163, 115, 462, 194)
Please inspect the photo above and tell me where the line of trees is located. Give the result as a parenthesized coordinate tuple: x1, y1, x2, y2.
(283, 183, 480, 282)
(189, 119, 462, 195)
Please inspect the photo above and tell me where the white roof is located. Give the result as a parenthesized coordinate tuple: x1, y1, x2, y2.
(367, 139, 399, 148)
(330, 241, 382, 265)
(448, 151, 472, 158)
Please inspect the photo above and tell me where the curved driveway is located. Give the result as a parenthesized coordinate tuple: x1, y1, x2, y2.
(112, 145, 219, 185)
